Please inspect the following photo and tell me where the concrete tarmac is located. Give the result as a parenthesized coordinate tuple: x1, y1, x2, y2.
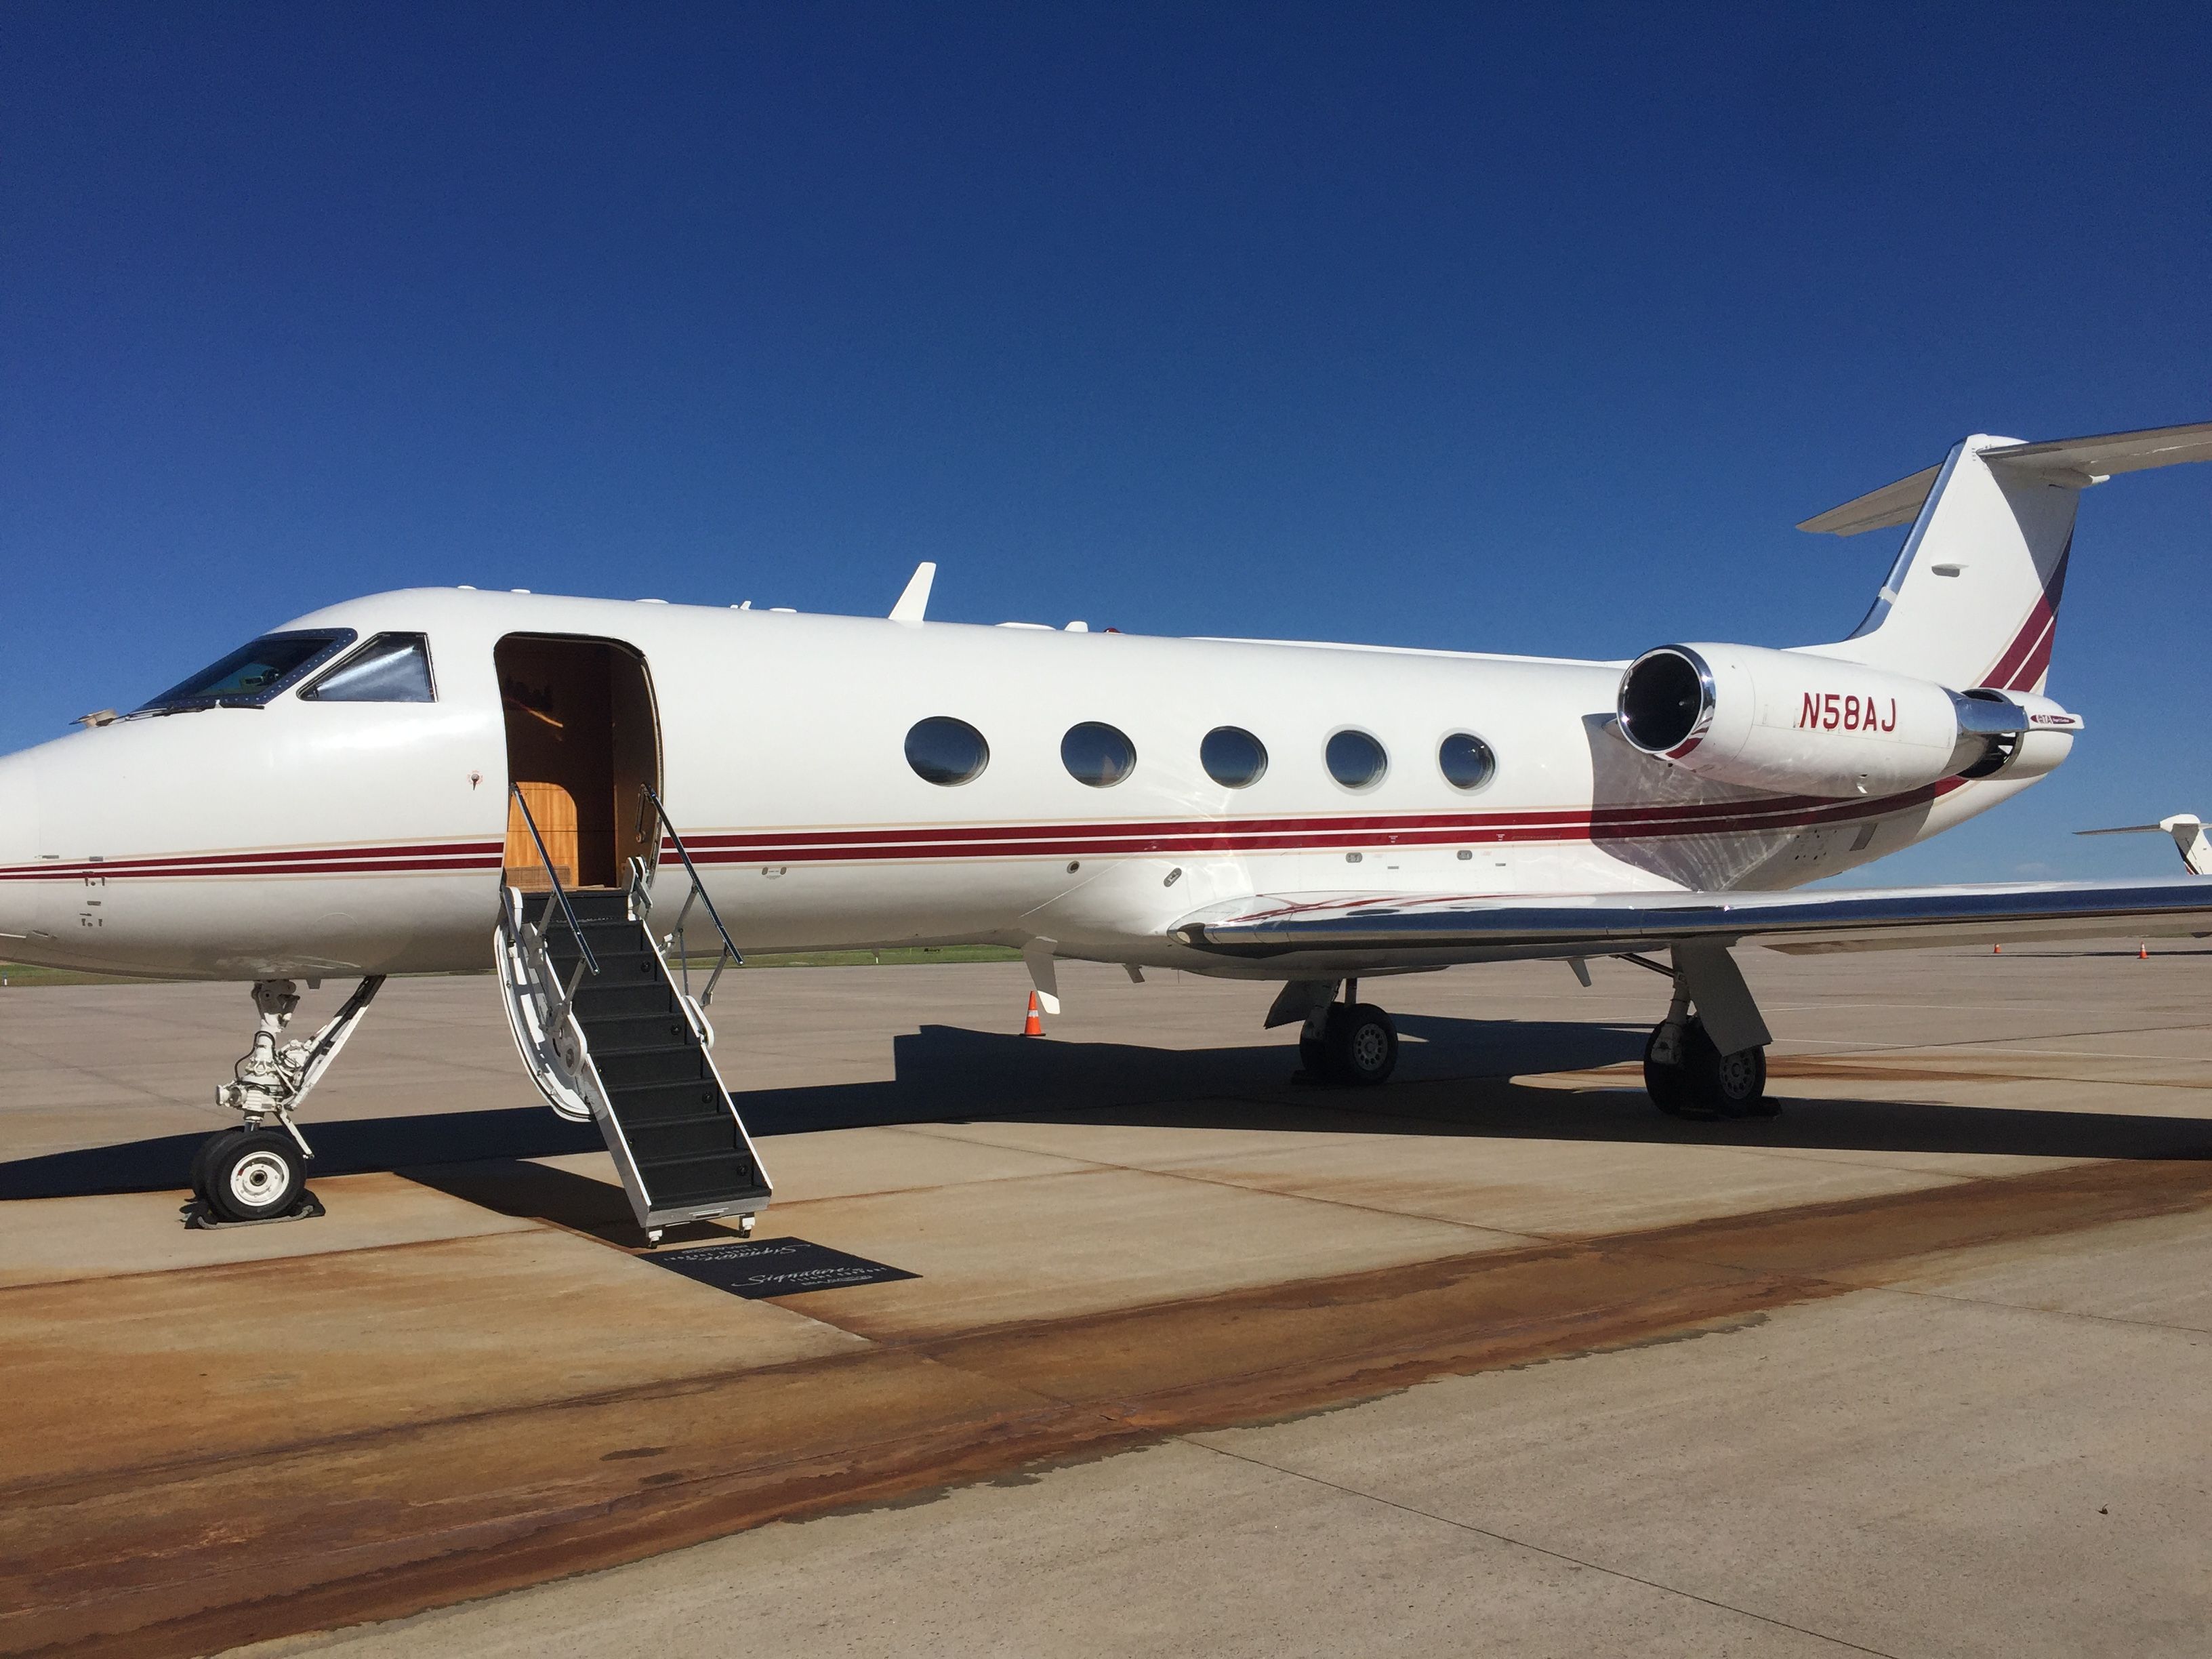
(3, 947, 2210, 1656)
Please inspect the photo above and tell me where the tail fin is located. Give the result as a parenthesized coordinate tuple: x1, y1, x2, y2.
(2079, 815, 2212, 876)
(1797, 420, 2212, 693)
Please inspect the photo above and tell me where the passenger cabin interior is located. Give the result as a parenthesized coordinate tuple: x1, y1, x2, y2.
(497, 635, 661, 891)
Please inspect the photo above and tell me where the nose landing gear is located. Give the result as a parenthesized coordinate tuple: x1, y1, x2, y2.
(182, 975, 384, 1228)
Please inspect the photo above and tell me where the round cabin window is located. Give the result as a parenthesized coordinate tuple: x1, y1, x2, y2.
(1062, 722, 1137, 787)
(1437, 733, 1496, 791)
(905, 716, 990, 785)
(1325, 729, 1388, 790)
(1200, 726, 1268, 789)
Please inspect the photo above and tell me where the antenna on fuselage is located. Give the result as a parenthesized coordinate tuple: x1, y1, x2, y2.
(890, 562, 937, 623)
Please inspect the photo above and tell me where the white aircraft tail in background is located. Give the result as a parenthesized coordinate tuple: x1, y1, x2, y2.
(2078, 815, 2212, 876)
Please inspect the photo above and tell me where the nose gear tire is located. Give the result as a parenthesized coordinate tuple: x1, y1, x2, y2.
(202, 1128, 306, 1223)
(187, 1128, 234, 1202)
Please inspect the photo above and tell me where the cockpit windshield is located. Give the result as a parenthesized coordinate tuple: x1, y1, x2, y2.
(135, 630, 356, 714)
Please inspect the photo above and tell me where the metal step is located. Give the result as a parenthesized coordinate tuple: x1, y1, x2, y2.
(635, 1148, 769, 1207)
(563, 889, 634, 922)
(586, 1010, 697, 1050)
(628, 1113, 751, 1164)
(572, 981, 678, 1020)
(592, 1044, 708, 1090)
(548, 941, 662, 982)
(606, 1075, 729, 1123)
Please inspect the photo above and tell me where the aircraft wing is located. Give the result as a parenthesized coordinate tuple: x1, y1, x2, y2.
(1170, 876, 2212, 962)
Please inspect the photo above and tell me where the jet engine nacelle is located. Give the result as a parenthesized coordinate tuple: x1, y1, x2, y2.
(1615, 642, 2080, 799)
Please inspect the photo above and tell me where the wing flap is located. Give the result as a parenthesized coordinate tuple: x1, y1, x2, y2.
(1171, 878, 2212, 962)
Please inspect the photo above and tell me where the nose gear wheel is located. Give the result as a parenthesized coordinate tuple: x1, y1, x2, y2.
(185, 1128, 319, 1227)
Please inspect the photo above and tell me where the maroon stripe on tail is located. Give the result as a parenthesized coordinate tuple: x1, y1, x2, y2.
(1982, 537, 2072, 691)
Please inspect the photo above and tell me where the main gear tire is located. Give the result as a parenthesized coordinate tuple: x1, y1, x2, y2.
(1324, 1003, 1399, 1087)
(1680, 1019, 1768, 1116)
(1643, 1027, 1694, 1117)
(1647, 1018, 1771, 1119)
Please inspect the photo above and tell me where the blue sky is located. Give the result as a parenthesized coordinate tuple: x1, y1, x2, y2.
(4, 3, 2207, 881)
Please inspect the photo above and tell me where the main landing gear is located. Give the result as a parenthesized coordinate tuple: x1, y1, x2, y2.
(183, 975, 384, 1227)
(1292, 980, 1399, 1087)
(1630, 948, 1777, 1121)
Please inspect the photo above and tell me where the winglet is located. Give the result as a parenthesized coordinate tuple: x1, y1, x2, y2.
(890, 562, 937, 623)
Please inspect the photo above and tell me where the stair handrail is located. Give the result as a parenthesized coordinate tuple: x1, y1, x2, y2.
(636, 783, 744, 1005)
(508, 781, 599, 1028)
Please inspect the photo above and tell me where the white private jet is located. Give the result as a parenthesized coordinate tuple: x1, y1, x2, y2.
(3, 421, 2209, 1237)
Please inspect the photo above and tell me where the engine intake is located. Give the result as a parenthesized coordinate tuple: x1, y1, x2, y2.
(1617, 649, 1712, 754)
(1615, 643, 2079, 798)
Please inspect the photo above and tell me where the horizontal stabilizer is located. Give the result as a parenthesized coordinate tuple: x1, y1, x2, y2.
(1795, 463, 1942, 537)
(1799, 419, 2212, 537)
(1988, 421, 2212, 485)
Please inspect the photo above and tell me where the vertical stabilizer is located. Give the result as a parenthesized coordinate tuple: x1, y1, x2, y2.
(1803, 436, 2077, 693)
(2174, 817, 2211, 876)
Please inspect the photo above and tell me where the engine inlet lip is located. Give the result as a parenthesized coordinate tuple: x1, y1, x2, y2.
(1617, 645, 1717, 756)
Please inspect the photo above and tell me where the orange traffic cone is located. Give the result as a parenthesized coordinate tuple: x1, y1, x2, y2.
(1022, 991, 1044, 1036)
(1992, 943, 2001, 955)
(2140, 943, 2150, 960)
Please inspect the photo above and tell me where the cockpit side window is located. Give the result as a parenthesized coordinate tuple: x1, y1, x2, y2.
(300, 633, 436, 703)
(136, 630, 356, 714)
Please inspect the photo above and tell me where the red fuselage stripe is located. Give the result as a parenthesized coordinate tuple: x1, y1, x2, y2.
(0, 781, 1971, 882)
(0, 855, 501, 882)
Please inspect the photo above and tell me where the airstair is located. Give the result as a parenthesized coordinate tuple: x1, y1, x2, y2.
(495, 785, 771, 1240)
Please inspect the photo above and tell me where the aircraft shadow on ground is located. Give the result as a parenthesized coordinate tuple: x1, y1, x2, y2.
(4, 1012, 2209, 1201)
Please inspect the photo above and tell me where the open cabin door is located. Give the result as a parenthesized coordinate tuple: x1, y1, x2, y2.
(496, 635, 661, 890)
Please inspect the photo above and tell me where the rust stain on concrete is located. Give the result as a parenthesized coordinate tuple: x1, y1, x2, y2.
(1765, 1057, 1992, 1084)
(7, 1157, 2212, 1658)
(1763, 1055, 2212, 1089)
(1555, 1052, 2212, 1090)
